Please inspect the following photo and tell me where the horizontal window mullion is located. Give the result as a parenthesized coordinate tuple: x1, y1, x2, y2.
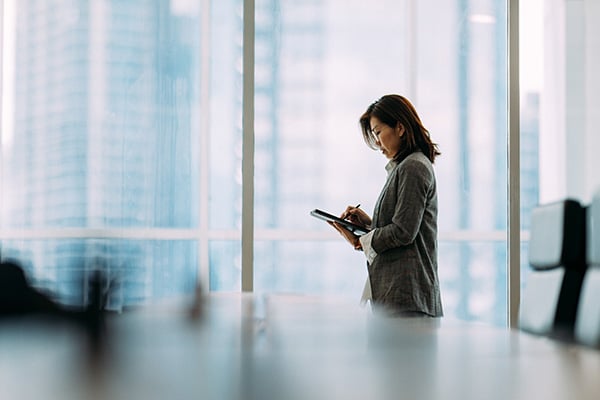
(0, 228, 526, 242)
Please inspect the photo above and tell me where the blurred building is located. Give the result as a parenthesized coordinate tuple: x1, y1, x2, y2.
(3, 1, 198, 308)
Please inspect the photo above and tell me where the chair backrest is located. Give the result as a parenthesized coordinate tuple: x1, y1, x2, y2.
(575, 190, 600, 347)
(527, 199, 586, 270)
(519, 199, 586, 338)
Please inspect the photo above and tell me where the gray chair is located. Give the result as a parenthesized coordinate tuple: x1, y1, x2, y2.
(519, 199, 587, 339)
(575, 190, 600, 347)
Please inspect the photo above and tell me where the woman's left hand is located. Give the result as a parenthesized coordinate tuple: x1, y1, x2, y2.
(328, 221, 361, 250)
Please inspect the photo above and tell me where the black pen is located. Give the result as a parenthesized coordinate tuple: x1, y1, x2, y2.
(345, 204, 360, 220)
(342, 204, 360, 220)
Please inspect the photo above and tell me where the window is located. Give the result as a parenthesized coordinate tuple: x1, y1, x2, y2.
(1, 0, 513, 325)
(518, 0, 600, 319)
(252, 0, 509, 326)
(1, 0, 204, 309)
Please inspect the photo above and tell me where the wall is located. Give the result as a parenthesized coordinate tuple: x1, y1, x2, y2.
(585, 0, 600, 200)
(541, 0, 600, 204)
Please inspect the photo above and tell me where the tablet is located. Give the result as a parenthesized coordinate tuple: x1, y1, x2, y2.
(310, 209, 371, 235)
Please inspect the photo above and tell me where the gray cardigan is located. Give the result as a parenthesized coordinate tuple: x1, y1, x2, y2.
(368, 151, 443, 317)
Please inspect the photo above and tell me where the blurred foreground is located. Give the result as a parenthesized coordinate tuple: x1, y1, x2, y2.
(1, 271, 600, 400)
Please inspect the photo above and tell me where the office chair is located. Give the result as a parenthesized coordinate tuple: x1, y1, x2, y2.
(519, 199, 587, 340)
(575, 190, 600, 347)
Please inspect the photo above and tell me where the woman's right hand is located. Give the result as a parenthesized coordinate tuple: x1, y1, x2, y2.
(341, 205, 371, 228)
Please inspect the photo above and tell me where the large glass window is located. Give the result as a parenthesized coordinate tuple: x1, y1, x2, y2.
(519, 0, 542, 308)
(253, 0, 508, 326)
(519, 0, 600, 315)
(1, 0, 205, 308)
(2, 0, 510, 325)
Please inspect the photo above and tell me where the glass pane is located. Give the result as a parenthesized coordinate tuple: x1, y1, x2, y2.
(0, 1, 205, 306)
(209, 240, 241, 291)
(1, 1, 201, 229)
(209, 0, 244, 231)
(1, 239, 198, 310)
(254, 240, 367, 299)
(519, 0, 543, 291)
(207, 0, 243, 288)
(421, 1, 508, 324)
(438, 241, 507, 326)
(254, 0, 508, 325)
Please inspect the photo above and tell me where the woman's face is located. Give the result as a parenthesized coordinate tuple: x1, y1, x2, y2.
(370, 116, 403, 159)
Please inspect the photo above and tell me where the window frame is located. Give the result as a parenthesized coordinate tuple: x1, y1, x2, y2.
(239, 0, 521, 325)
(0, 0, 520, 325)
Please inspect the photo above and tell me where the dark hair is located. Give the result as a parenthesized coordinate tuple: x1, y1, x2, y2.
(359, 94, 441, 163)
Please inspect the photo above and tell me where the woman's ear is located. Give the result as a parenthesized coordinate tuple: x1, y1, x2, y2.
(396, 123, 405, 137)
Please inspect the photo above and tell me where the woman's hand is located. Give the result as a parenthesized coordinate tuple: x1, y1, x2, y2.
(340, 205, 372, 228)
(327, 205, 371, 250)
(328, 221, 362, 250)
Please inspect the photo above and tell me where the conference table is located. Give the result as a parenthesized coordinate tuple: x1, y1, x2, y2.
(1, 292, 599, 400)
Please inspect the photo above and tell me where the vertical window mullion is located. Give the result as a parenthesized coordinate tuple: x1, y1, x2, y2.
(198, 0, 211, 293)
(508, 0, 521, 328)
(241, 0, 255, 292)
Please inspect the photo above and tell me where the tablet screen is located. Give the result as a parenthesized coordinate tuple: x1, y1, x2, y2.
(310, 209, 371, 235)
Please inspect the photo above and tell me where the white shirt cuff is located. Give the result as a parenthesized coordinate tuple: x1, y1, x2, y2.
(359, 230, 377, 264)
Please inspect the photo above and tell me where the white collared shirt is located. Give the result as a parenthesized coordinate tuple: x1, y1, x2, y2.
(358, 230, 377, 304)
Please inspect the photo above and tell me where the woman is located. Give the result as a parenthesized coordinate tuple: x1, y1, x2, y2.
(330, 94, 443, 317)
